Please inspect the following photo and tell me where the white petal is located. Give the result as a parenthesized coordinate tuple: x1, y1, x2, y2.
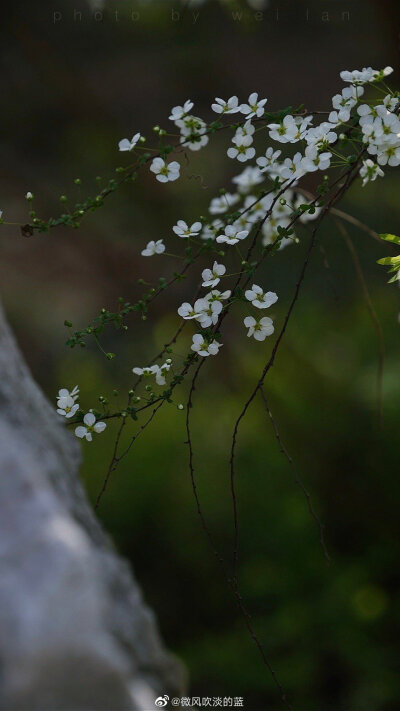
(119, 138, 131, 152)
(94, 422, 107, 433)
(84, 412, 96, 426)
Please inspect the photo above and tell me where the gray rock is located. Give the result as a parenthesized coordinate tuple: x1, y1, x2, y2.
(0, 300, 185, 710)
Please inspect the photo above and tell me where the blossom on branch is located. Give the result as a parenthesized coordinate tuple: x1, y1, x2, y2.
(141, 239, 165, 256)
(245, 285, 278, 309)
(118, 133, 141, 152)
(75, 413, 106, 442)
(216, 226, 249, 245)
(191, 334, 223, 357)
(201, 261, 226, 287)
(244, 316, 274, 341)
(173, 220, 202, 238)
(150, 158, 180, 183)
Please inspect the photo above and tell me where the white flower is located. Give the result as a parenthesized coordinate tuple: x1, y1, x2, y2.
(196, 299, 223, 327)
(340, 68, 375, 85)
(328, 110, 350, 126)
(240, 92, 268, 118)
(155, 363, 171, 386)
(227, 135, 256, 162)
(212, 96, 240, 114)
(301, 146, 332, 172)
(25, 191, 33, 200)
(209, 193, 239, 215)
(182, 133, 209, 151)
(268, 115, 310, 144)
(232, 166, 264, 193)
(132, 363, 171, 386)
(376, 145, 400, 167)
(383, 94, 398, 112)
(244, 315, 274, 341)
(169, 100, 194, 121)
(57, 395, 79, 419)
(243, 193, 274, 224)
(201, 219, 224, 240)
(177, 299, 208, 320)
(358, 103, 381, 127)
(280, 152, 306, 180)
(132, 365, 157, 377)
(227, 121, 255, 162)
(202, 261, 226, 287)
(191, 334, 222, 357)
(305, 122, 337, 149)
(340, 67, 393, 86)
(118, 133, 141, 151)
(232, 213, 252, 232)
(141, 239, 165, 256)
(227, 121, 256, 162)
(176, 115, 206, 135)
(58, 385, 79, 402)
(372, 67, 393, 80)
(216, 225, 249, 245)
(206, 289, 231, 301)
(150, 158, 180, 183)
(177, 115, 209, 151)
(75, 412, 106, 442)
(359, 159, 384, 186)
(234, 119, 255, 140)
(330, 87, 360, 122)
(256, 147, 282, 172)
(245, 285, 278, 309)
(173, 220, 202, 238)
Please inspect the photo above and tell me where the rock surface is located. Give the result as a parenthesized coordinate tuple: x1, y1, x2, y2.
(0, 300, 185, 710)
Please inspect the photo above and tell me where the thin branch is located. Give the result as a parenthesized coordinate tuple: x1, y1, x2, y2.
(335, 218, 385, 428)
(95, 402, 163, 509)
(258, 386, 330, 564)
(295, 186, 381, 243)
(228, 161, 362, 587)
(95, 415, 128, 510)
(185, 364, 292, 711)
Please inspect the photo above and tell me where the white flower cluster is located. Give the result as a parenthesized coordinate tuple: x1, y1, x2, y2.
(56, 385, 80, 418)
(169, 99, 209, 152)
(178, 288, 230, 329)
(88, 64, 397, 429)
(75, 413, 107, 442)
(132, 360, 171, 386)
(56, 386, 107, 442)
(116, 65, 395, 204)
(203, 181, 317, 248)
(48, 65, 400, 448)
(358, 96, 400, 172)
(243, 284, 277, 341)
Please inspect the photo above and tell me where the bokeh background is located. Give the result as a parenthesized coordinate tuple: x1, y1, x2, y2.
(1, 1, 400, 708)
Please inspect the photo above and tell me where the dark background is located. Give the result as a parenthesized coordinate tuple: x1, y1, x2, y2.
(1, 1, 400, 708)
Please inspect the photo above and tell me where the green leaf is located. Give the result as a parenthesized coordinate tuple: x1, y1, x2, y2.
(379, 233, 400, 245)
(377, 256, 400, 266)
(387, 273, 400, 283)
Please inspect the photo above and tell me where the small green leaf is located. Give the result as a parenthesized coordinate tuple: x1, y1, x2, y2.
(379, 233, 400, 245)
(377, 256, 400, 266)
